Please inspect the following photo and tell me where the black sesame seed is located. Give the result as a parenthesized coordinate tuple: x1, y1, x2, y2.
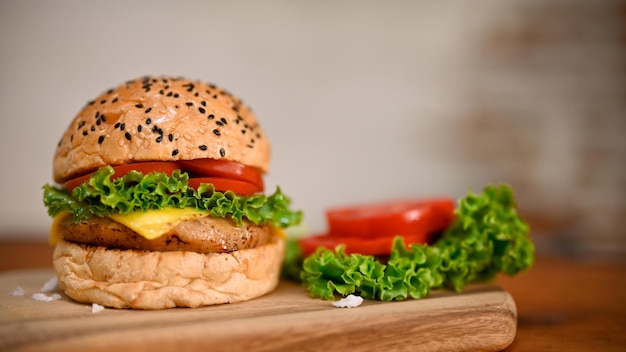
(185, 102, 193, 107)
(159, 89, 165, 95)
(100, 99, 107, 104)
(88, 100, 95, 105)
(213, 129, 221, 136)
(172, 149, 179, 156)
(70, 134, 74, 142)
(199, 107, 206, 114)
(241, 129, 246, 134)
(98, 136, 105, 144)
(125, 132, 131, 141)
(78, 121, 86, 129)
(213, 95, 218, 99)
(199, 145, 207, 151)
(135, 104, 143, 108)
(220, 117, 227, 124)
(201, 101, 206, 106)
(146, 118, 152, 125)
(137, 125, 142, 132)
(173, 93, 179, 98)
(114, 122, 121, 129)
(107, 89, 114, 94)
(152, 125, 158, 133)
(95, 111, 100, 118)
(246, 144, 254, 148)
(167, 92, 173, 97)
(96, 119, 101, 126)
(144, 107, 152, 113)
(90, 126, 96, 132)
(156, 135, 163, 143)
(194, 92, 199, 97)
(216, 121, 224, 126)
(82, 131, 88, 136)
(112, 97, 118, 103)
(208, 114, 214, 120)
(220, 148, 226, 157)
(182, 83, 195, 92)
(100, 114, 106, 122)
(120, 123, 125, 131)
(168, 133, 173, 142)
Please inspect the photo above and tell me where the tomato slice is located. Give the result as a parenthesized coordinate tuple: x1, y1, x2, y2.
(64, 162, 181, 192)
(177, 159, 264, 192)
(187, 177, 261, 196)
(326, 198, 455, 238)
(298, 231, 439, 257)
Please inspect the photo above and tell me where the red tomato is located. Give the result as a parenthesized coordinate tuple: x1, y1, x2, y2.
(177, 159, 264, 192)
(298, 198, 456, 256)
(64, 162, 180, 192)
(298, 231, 438, 256)
(326, 198, 455, 238)
(187, 177, 261, 196)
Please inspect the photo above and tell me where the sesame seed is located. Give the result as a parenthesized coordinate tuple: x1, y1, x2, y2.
(156, 135, 163, 143)
(100, 114, 106, 122)
(220, 148, 225, 157)
(120, 123, 125, 131)
(213, 129, 221, 136)
(135, 104, 143, 108)
(199, 145, 207, 151)
(167, 92, 173, 97)
(98, 136, 105, 144)
(100, 100, 106, 104)
(144, 107, 152, 113)
(220, 117, 227, 124)
(82, 131, 88, 136)
(159, 89, 165, 95)
(199, 107, 206, 114)
(90, 126, 96, 132)
(168, 133, 173, 142)
(172, 149, 179, 156)
(125, 132, 131, 141)
(114, 122, 121, 129)
(201, 101, 206, 106)
(146, 118, 152, 125)
(216, 121, 224, 126)
(137, 125, 142, 132)
(185, 102, 193, 107)
(112, 97, 118, 103)
(173, 93, 179, 98)
(208, 114, 215, 120)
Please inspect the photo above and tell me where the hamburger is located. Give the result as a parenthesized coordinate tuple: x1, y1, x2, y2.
(43, 76, 302, 309)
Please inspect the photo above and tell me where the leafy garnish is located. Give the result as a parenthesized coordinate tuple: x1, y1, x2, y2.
(43, 166, 302, 228)
(298, 184, 534, 300)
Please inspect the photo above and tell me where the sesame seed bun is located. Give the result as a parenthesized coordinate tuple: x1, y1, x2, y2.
(53, 235, 285, 309)
(53, 76, 270, 183)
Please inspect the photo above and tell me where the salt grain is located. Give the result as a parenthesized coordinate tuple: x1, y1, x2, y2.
(40, 276, 58, 292)
(31, 293, 62, 302)
(332, 294, 364, 308)
(92, 303, 105, 314)
(9, 286, 25, 296)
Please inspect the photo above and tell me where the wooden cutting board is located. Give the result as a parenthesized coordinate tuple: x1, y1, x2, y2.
(0, 268, 516, 352)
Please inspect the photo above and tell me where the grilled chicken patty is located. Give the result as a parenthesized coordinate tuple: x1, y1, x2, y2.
(59, 216, 272, 254)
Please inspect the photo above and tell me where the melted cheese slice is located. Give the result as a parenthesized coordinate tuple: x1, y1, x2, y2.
(50, 208, 210, 243)
(109, 208, 209, 240)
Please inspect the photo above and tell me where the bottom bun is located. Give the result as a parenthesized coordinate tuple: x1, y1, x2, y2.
(53, 235, 285, 309)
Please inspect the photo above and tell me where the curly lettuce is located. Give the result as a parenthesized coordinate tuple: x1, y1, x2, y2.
(298, 184, 534, 300)
(43, 166, 302, 228)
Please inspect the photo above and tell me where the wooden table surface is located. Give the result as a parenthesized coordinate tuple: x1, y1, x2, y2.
(1, 240, 625, 351)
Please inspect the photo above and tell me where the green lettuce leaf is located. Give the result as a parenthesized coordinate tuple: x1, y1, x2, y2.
(43, 166, 302, 228)
(299, 184, 534, 300)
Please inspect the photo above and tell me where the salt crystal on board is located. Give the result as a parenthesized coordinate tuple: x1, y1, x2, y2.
(332, 294, 364, 308)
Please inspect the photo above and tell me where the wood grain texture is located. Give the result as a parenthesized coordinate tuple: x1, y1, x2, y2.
(0, 269, 516, 352)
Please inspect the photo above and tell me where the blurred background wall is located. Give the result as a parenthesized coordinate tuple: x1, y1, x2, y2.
(1, 0, 624, 259)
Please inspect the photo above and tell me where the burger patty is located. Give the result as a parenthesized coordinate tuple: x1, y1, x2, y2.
(59, 216, 272, 254)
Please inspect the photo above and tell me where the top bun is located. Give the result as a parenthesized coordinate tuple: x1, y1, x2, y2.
(53, 76, 270, 183)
